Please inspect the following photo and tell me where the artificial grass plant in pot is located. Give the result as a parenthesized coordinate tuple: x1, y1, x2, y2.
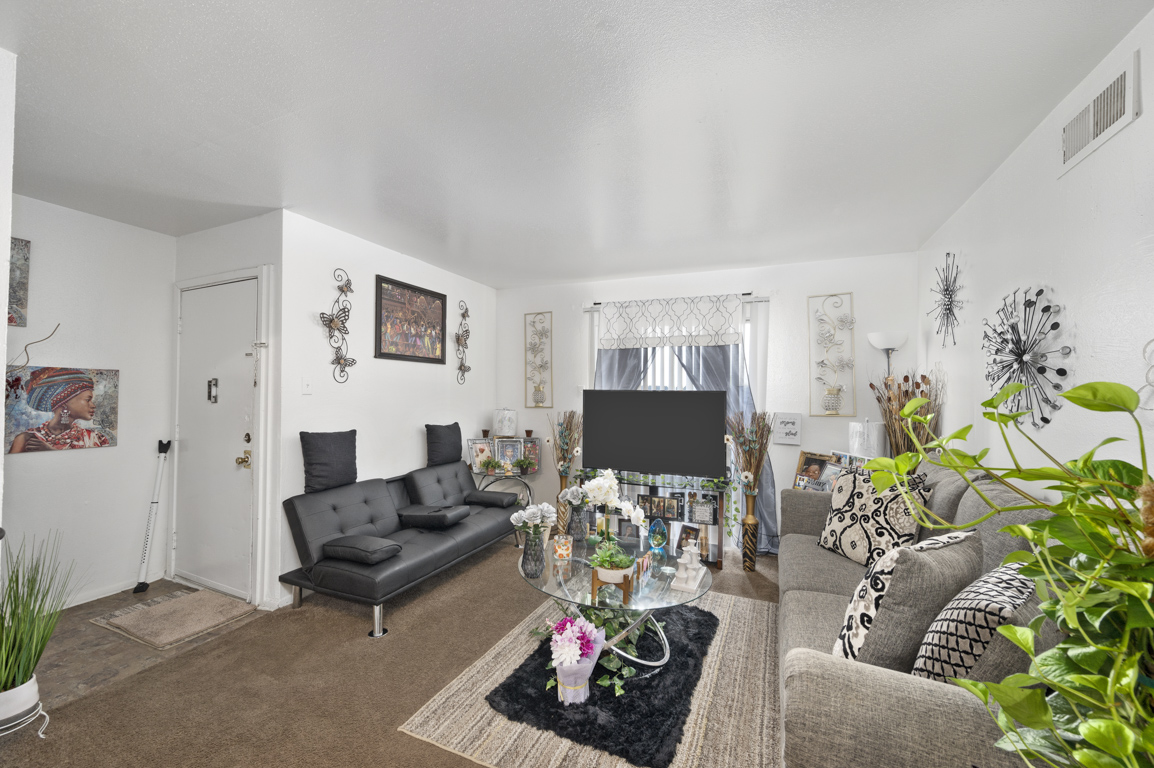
(0, 534, 76, 726)
(869, 382, 1153, 768)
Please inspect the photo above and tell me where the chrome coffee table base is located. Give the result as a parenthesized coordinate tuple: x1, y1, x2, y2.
(606, 611, 671, 678)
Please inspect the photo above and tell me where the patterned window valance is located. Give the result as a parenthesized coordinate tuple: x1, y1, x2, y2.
(598, 294, 744, 350)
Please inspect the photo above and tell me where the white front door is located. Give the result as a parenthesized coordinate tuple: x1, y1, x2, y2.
(174, 279, 258, 600)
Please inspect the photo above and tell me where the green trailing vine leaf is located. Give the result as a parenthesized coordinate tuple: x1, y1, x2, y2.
(881, 381, 1152, 768)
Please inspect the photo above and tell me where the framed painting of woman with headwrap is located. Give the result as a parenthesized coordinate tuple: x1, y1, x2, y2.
(5, 366, 119, 453)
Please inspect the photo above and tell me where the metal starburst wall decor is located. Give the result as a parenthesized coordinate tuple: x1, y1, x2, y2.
(320, 269, 355, 383)
(928, 252, 962, 346)
(982, 287, 1072, 428)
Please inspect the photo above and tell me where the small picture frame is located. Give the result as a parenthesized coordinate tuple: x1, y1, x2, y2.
(522, 438, 541, 470)
(832, 451, 868, 471)
(637, 495, 654, 518)
(689, 491, 719, 525)
(467, 438, 494, 472)
(653, 495, 681, 520)
(677, 523, 700, 554)
(814, 462, 845, 492)
(494, 438, 523, 469)
(795, 451, 836, 488)
(616, 517, 641, 540)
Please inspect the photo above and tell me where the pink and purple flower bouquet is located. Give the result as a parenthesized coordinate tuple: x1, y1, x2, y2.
(549, 616, 605, 705)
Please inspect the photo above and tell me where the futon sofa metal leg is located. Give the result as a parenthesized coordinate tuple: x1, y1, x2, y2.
(292, 585, 302, 609)
(369, 604, 388, 638)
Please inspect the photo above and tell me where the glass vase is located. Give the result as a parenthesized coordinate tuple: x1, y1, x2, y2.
(566, 504, 587, 539)
(521, 529, 546, 579)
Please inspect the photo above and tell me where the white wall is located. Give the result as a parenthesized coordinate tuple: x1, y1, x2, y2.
(0, 49, 15, 528)
(277, 211, 498, 583)
(4, 196, 177, 605)
(917, 9, 1154, 470)
(495, 253, 922, 541)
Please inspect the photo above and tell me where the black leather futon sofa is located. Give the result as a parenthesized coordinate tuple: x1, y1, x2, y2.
(280, 461, 520, 636)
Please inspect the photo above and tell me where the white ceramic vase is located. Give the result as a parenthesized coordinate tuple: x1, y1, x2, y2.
(0, 675, 40, 726)
(595, 565, 634, 584)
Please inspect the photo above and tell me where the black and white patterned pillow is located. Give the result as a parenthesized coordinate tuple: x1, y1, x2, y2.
(912, 563, 1034, 683)
(834, 531, 978, 666)
(819, 469, 931, 567)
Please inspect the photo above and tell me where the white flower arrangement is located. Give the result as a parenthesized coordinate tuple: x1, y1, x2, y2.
(511, 502, 557, 533)
(617, 499, 644, 527)
(558, 484, 588, 507)
(583, 469, 621, 508)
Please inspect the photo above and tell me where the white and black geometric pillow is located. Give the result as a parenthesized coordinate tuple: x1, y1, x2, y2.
(834, 531, 979, 668)
(819, 469, 932, 567)
(911, 563, 1034, 683)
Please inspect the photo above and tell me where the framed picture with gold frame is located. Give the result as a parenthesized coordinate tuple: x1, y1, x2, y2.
(794, 451, 836, 488)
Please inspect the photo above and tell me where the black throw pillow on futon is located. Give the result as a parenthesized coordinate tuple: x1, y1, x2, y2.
(426, 422, 463, 466)
(300, 430, 357, 493)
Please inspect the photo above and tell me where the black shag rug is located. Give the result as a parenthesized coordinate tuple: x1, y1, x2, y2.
(485, 604, 720, 768)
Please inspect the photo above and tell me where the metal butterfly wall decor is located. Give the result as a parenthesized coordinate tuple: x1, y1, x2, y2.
(455, 300, 471, 385)
(321, 269, 355, 383)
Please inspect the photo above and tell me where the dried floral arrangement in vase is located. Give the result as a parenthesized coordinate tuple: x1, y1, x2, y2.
(726, 411, 772, 571)
(869, 370, 945, 457)
(547, 410, 583, 532)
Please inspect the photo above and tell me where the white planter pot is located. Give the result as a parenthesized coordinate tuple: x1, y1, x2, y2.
(0, 675, 40, 726)
(595, 565, 634, 584)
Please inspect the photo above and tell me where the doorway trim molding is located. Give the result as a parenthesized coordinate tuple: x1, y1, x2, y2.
(169, 265, 279, 609)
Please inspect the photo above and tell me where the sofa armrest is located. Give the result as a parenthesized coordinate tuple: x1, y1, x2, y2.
(782, 648, 1020, 768)
(778, 490, 832, 537)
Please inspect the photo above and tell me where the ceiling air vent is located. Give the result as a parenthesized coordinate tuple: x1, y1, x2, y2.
(1058, 51, 1140, 177)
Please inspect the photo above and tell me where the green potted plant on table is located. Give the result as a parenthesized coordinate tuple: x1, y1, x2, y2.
(479, 456, 502, 476)
(588, 540, 636, 584)
(870, 382, 1153, 768)
(512, 457, 537, 475)
(1, 535, 76, 736)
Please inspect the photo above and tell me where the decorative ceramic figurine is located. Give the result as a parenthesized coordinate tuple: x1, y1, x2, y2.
(671, 539, 706, 591)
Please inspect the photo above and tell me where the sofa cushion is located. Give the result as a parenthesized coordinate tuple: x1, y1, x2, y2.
(322, 535, 402, 565)
(954, 479, 1048, 572)
(912, 563, 1034, 683)
(780, 590, 850, 658)
(464, 489, 519, 508)
(282, 479, 402, 570)
(834, 530, 983, 672)
(819, 469, 929, 567)
(437, 507, 518, 553)
(426, 422, 463, 466)
(300, 430, 357, 493)
(399, 505, 470, 529)
(406, 461, 478, 506)
(309, 529, 458, 601)
(779, 534, 868, 598)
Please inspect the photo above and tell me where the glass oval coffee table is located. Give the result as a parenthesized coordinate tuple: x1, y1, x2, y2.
(519, 537, 712, 673)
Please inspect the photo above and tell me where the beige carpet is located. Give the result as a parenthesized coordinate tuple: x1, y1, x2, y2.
(96, 588, 255, 650)
(401, 592, 778, 768)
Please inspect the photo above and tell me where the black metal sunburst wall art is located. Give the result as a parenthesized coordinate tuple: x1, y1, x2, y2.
(320, 269, 355, 383)
(928, 252, 962, 346)
(982, 287, 1073, 428)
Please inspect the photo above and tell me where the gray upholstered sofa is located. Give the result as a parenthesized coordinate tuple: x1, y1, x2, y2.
(280, 461, 519, 637)
(777, 463, 1058, 768)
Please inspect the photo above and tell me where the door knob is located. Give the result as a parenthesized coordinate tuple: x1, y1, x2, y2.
(235, 450, 252, 469)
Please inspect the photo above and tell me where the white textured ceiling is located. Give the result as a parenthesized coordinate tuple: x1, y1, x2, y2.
(0, 1, 1150, 287)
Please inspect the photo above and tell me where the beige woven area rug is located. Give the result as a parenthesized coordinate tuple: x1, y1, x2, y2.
(400, 592, 778, 768)
(92, 588, 256, 650)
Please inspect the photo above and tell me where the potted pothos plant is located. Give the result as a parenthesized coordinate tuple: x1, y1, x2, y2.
(479, 456, 502, 476)
(512, 457, 537, 475)
(868, 381, 1153, 768)
(1, 535, 76, 728)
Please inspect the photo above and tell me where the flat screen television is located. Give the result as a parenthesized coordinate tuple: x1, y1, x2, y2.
(582, 389, 727, 478)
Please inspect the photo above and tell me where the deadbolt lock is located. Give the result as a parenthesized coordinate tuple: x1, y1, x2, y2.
(235, 450, 252, 469)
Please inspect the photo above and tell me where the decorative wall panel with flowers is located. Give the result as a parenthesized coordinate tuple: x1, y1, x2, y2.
(525, 311, 552, 408)
(808, 293, 856, 417)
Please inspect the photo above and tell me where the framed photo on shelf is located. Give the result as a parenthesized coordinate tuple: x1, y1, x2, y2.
(653, 495, 681, 520)
(813, 462, 845, 492)
(677, 523, 700, 554)
(688, 491, 720, 525)
(616, 517, 641, 541)
(832, 451, 868, 471)
(467, 438, 494, 472)
(795, 451, 836, 487)
(374, 275, 447, 364)
(522, 438, 541, 470)
(637, 495, 654, 518)
(494, 438, 523, 467)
